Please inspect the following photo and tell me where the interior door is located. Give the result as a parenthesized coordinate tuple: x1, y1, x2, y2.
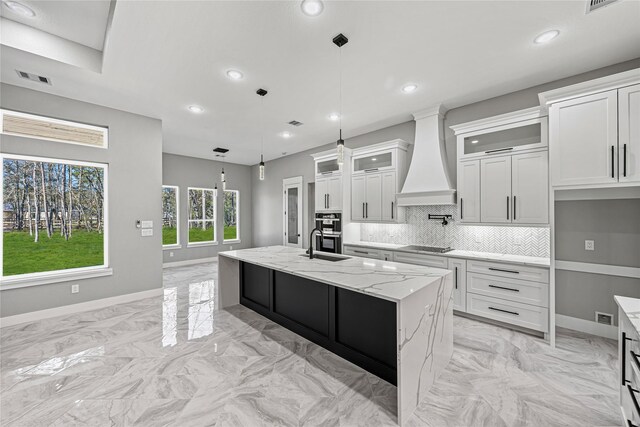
(365, 173, 382, 221)
(512, 151, 549, 224)
(619, 84, 640, 183)
(459, 160, 480, 223)
(284, 181, 302, 247)
(550, 90, 618, 186)
(481, 156, 512, 223)
(315, 178, 328, 211)
(381, 172, 396, 221)
(351, 175, 366, 221)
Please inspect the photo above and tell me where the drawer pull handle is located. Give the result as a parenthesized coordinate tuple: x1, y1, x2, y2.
(454, 267, 458, 290)
(488, 267, 520, 274)
(488, 306, 519, 316)
(629, 385, 640, 417)
(353, 250, 368, 254)
(623, 332, 633, 386)
(488, 284, 520, 292)
(627, 420, 639, 427)
(364, 168, 379, 173)
(485, 147, 513, 154)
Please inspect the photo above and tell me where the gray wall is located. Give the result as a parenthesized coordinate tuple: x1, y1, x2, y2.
(555, 199, 640, 325)
(1, 84, 163, 317)
(251, 121, 415, 248)
(162, 153, 253, 263)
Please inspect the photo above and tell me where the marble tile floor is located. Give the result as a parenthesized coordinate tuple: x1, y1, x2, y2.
(0, 261, 620, 426)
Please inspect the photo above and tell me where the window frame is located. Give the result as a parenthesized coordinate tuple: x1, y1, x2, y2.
(0, 109, 109, 149)
(0, 153, 110, 289)
(161, 185, 181, 249)
(187, 186, 217, 247)
(223, 189, 240, 244)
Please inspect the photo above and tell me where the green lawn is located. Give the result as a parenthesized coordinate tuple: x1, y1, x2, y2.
(224, 225, 237, 241)
(3, 230, 104, 276)
(162, 227, 177, 246)
(188, 226, 215, 243)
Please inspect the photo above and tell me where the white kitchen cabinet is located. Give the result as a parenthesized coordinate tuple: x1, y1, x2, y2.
(351, 175, 366, 220)
(381, 172, 396, 221)
(549, 90, 618, 187)
(458, 160, 480, 223)
(481, 156, 512, 223)
(364, 173, 382, 221)
(619, 83, 640, 184)
(512, 151, 549, 224)
(315, 176, 342, 212)
(448, 258, 467, 312)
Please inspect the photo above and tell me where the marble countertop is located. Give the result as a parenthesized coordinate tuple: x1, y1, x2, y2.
(219, 245, 450, 303)
(343, 241, 550, 268)
(616, 295, 640, 336)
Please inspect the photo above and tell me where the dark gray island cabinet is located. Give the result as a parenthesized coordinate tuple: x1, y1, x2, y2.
(218, 246, 453, 425)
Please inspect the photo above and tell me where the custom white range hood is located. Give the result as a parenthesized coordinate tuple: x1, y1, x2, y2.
(397, 105, 456, 206)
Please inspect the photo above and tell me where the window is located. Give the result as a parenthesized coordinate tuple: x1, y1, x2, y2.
(224, 190, 239, 242)
(1, 154, 108, 279)
(162, 186, 179, 247)
(188, 188, 216, 245)
(1, 109, 108, 149)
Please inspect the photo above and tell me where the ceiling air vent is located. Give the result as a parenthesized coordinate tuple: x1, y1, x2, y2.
(16, 70, 51, 85)
(288, 120, 303, 127)
(213, 147, 229, 153)
(586, 0, 620, 13)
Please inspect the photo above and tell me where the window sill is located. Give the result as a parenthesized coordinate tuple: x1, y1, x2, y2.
(223, 239, 241, 245)
(163, 244, 182, 250)
(187, 241, 219, 248)
(1, 267, 113, 290)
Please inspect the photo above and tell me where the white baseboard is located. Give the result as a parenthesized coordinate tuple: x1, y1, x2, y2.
(162, 257, 218, 268)
(0, 288, 163, 328)
(555, 314, 617, 340)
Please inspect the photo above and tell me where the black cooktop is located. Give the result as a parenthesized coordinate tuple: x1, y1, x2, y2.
(400, 245, 452, 254)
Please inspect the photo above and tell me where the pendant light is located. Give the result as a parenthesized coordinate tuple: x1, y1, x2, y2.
(220, 155, 227, 190)
(214, 182, 218, 198)
(333, 33, 348, 165)
(257, 88, 268, 180)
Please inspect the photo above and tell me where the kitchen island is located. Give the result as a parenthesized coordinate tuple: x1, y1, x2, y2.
(218, 245, 453, 425)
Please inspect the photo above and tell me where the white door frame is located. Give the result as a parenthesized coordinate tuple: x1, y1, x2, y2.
(283, 176, 303, 248)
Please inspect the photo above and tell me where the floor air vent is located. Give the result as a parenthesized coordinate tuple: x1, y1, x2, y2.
(586, 0, 620, 13)
(16, 70, 51, 85)
(595, 312, 613, 326)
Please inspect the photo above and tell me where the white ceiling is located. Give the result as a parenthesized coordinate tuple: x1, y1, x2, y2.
(0, 0, 111, 50)
(1, 0, 640, 165)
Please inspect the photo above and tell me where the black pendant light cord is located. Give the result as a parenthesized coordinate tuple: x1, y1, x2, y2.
(339, 46, 342, 133)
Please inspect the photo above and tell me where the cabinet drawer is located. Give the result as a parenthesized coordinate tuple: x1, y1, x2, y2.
(343, 246, 382, 260)
(467, 272, 549, 307)
(466, 260, 549, 283)
(467, 293, 548, 332)
(393, 252, 448, 269)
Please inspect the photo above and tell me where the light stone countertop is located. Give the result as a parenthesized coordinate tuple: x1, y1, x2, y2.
(219, 245, 451, 303)
(616, 295, 640, 336)
(343, 241, 550, 268)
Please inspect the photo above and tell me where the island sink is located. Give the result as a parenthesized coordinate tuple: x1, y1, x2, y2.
(299, 253, 350, 262)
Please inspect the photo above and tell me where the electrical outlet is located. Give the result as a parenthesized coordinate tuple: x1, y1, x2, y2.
(230, 246, 233, 251)
(475, 233, 481, 243)
(585, 240, 595, 251)
(71, 284, 79, 294)
(169, 252, 174, 257)
(514, 236, 523, 246)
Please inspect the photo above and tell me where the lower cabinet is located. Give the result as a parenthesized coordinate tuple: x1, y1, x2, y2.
(619, 308, 640, 426)
(239, 261, 397, 385)
(343, 245, 383, 259)
(448, 258, 467, 312)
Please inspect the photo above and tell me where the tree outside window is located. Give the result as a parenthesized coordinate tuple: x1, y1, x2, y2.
(188, 188, 216, 244)
(162, 186, 179, 246)
(224, 190, 239, 242)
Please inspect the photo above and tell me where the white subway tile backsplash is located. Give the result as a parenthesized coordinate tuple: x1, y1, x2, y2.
(360, 205, 550, 257)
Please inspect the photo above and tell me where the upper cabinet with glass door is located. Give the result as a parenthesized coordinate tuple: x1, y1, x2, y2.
(452, 107, 548, 161)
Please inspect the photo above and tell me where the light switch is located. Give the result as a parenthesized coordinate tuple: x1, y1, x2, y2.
(141, 220, 153, 229)
(141, 229, 153, 237)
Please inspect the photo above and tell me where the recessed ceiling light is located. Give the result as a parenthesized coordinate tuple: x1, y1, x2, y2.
(3, 1, 35, 17)
(329, 113, 340, 121)
(372, 158, 377, 161)
(226, 69, 243, 80)
(534, 30, 560, 44)
(300, 0, 323, 16)
(188, 105, 204, 113)
(471, 140, 479, 144)
(281, 131, 292, 138)
(402, 84, 418, 93)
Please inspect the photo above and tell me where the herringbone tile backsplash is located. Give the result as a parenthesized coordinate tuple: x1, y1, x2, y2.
(360, 205, 550, 258)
